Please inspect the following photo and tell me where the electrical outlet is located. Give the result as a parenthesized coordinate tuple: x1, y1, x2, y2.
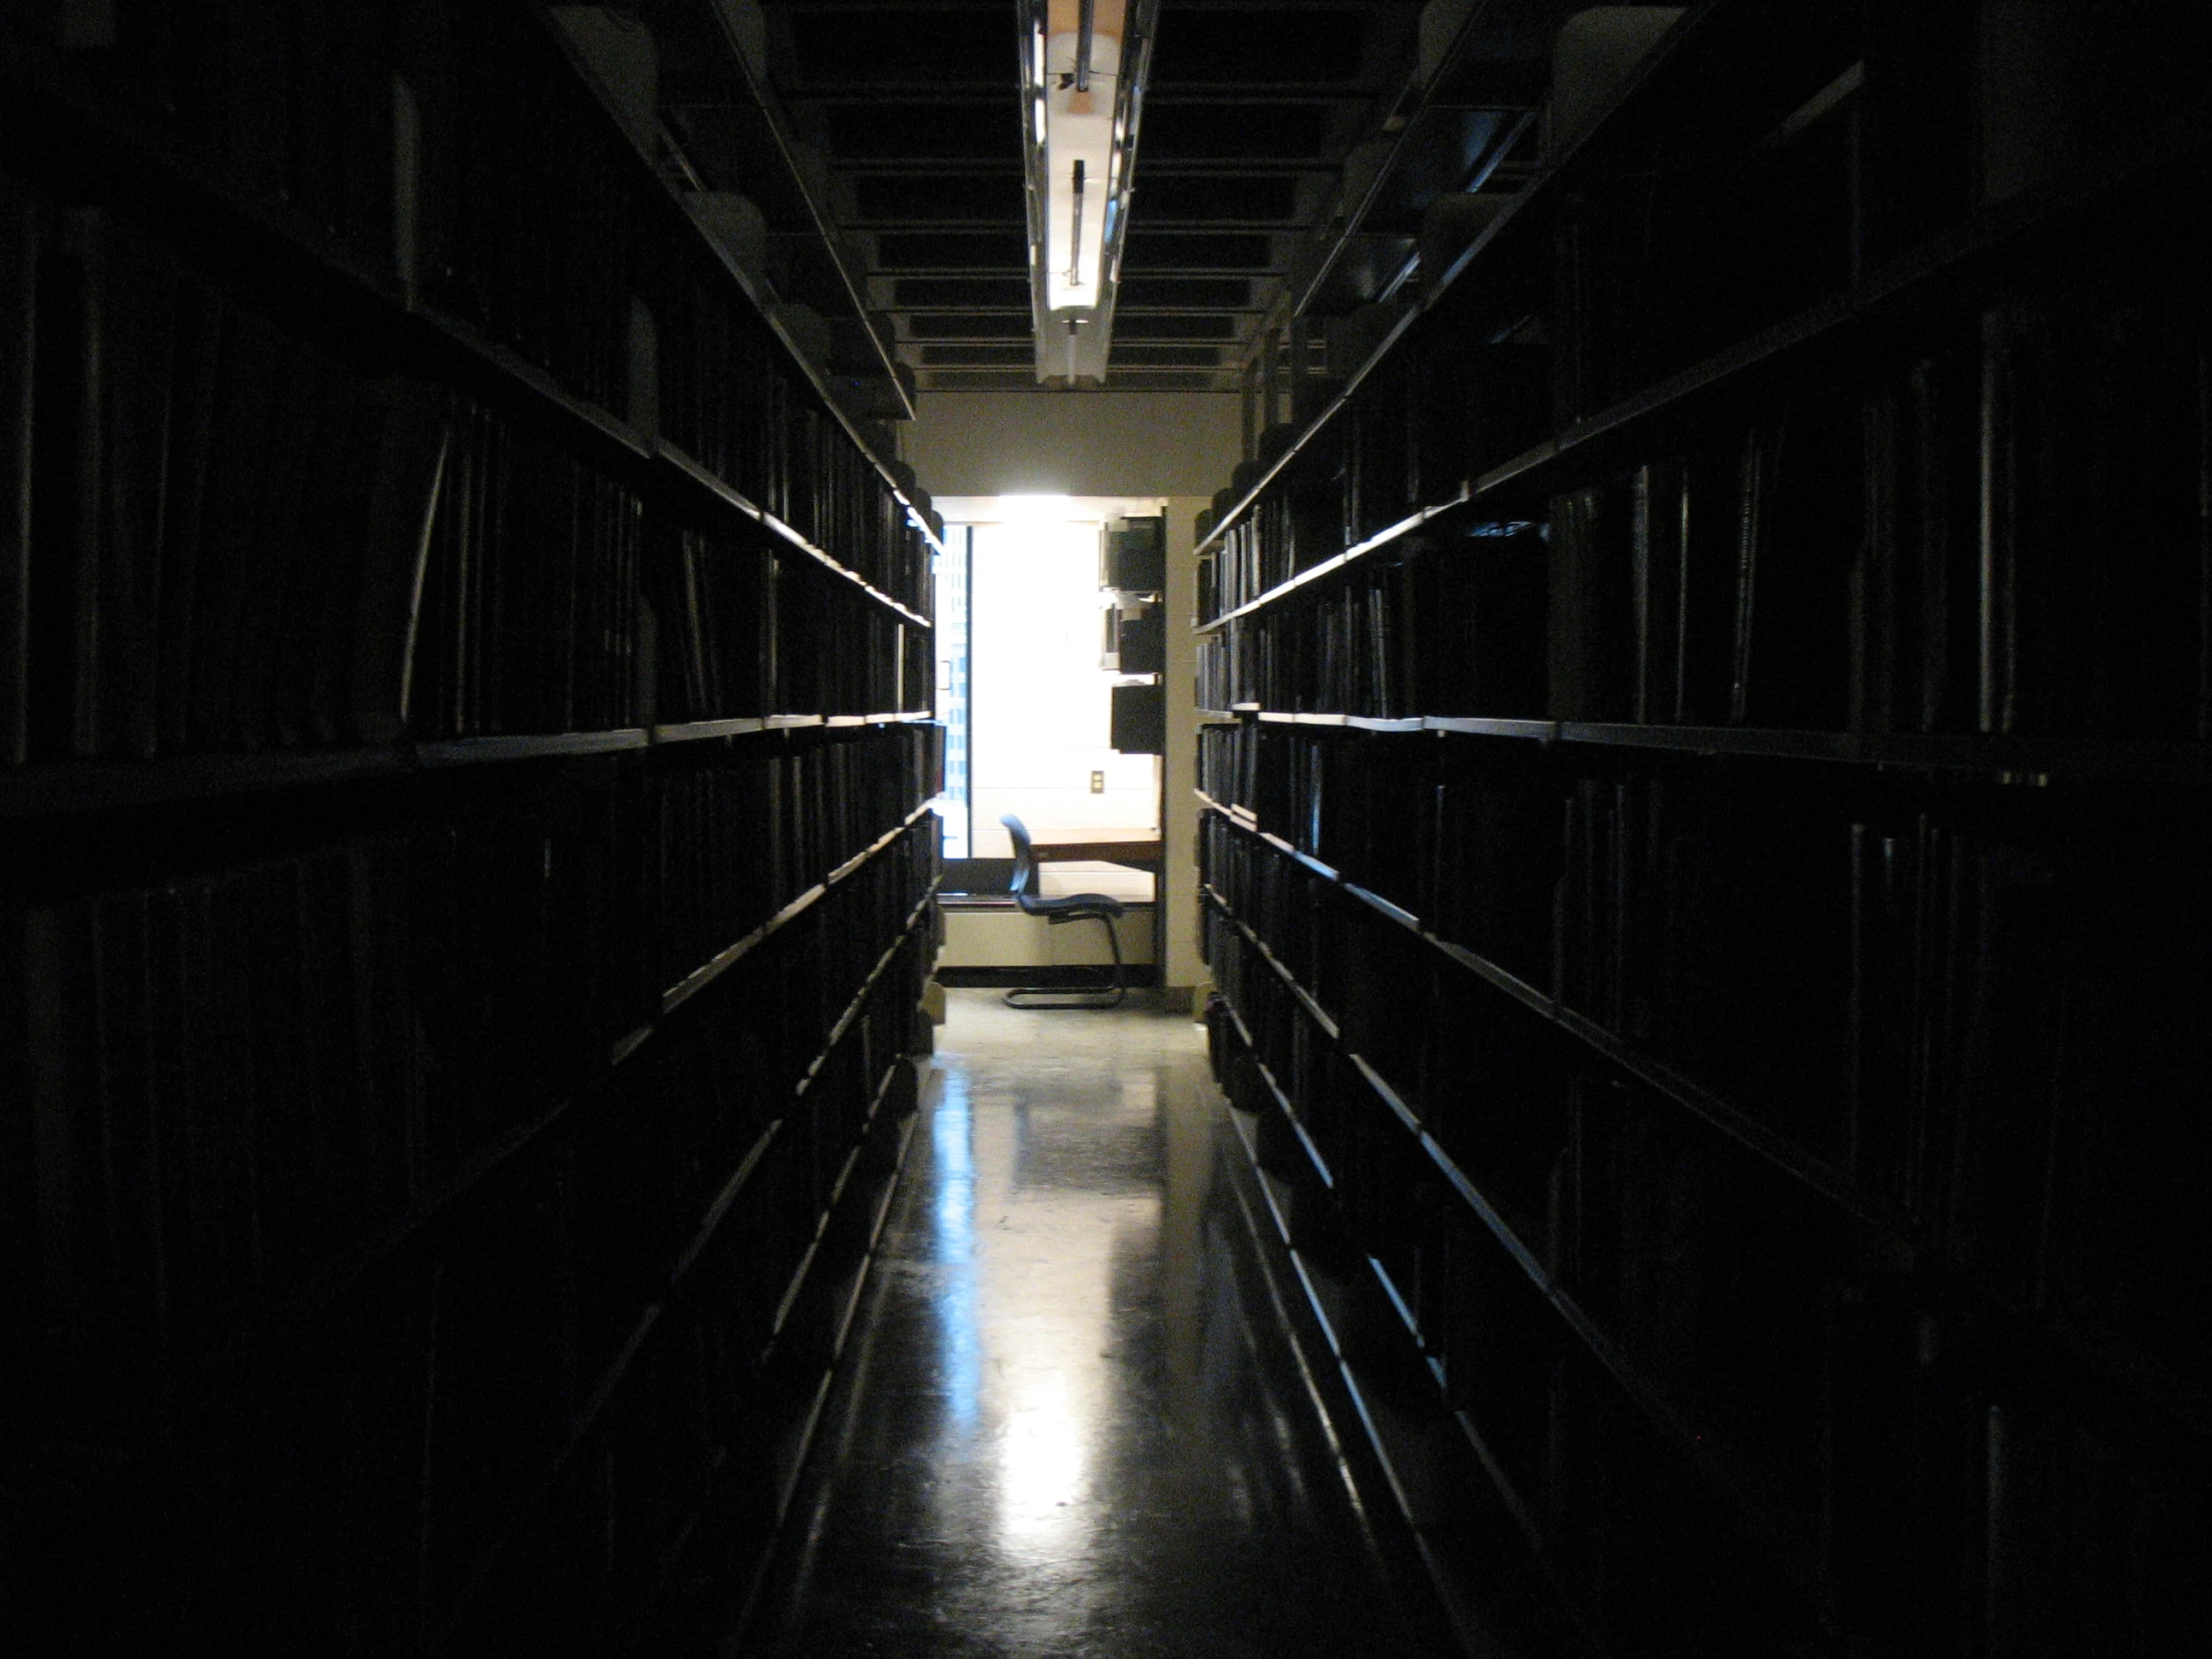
(1089, 771, 1105, 794)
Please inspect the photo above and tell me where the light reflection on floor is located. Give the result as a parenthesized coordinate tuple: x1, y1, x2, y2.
(748, 990, 1433, 1659)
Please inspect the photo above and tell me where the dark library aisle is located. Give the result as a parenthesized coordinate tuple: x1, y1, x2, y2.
(737, 990, 1444, 1659)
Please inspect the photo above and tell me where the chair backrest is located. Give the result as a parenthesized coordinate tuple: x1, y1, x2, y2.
(1000, 814, 1039, 908)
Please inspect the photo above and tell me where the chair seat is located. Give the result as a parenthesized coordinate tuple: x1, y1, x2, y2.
(1017, 890, 1125, 919)
(997, 814, 1127, 1007)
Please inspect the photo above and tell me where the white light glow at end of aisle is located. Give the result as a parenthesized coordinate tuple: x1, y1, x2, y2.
(993, 494, 1077, 524)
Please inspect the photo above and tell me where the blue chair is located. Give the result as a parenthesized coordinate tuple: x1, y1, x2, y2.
(1000, 814, 1126, 1008)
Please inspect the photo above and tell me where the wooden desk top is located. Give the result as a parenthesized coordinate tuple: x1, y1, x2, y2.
(1028, 830, 1164, 867)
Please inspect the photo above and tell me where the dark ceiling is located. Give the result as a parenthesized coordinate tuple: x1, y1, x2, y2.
(731, 0, 1570, 396)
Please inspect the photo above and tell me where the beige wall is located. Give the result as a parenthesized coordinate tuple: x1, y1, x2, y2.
(1160, 495, 1207, 999)
(907, 392, 1240, 498)
(939, 907, 1157, 968)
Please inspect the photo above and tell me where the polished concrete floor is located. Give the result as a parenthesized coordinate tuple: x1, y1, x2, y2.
(743, 989, 1443, 1658)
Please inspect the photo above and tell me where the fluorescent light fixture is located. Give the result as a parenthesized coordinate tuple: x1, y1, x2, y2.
(1022, 0, 1157, 384)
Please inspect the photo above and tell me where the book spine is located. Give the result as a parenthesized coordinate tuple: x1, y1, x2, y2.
(0, 171, 36, 766)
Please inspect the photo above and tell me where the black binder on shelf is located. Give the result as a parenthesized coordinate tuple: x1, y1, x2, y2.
(1105, 516, 1165, 594)
(1111, 681, 1165, 755)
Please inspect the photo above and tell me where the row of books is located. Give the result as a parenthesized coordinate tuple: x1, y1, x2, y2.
(763, 560, 932, 726)
(1, 192, 444, 758)
(424, 403, 931, 739)
(656, 276, 932, 607)
(645, 726, 940, 992)
(1205, 889, 2211, 1656)
(1205, 314, 2209, 747)
(460, 942, 927, 1657)
(1200, 346, 1548, 624)
(8, 740, 936, 1425)
(1201, 723, 1558, 1003)
(1200, 745, 2212, 1381)
(1551, 763, 2212, 1374)
(1203, 725, 2212, 1354)
(1204, 946, 1822, 1655)
(16, 852, 933, 1653)
(1195, 521, 1549, 717)
(413, 392, 643, 739)
(6, 8, 932, 622)
(1552, 292, 2212, 739)
(646, 530, 930, 729)
(433, 3, 926, 606)
(0, 181, 933, 759)
(1547, 28, 1859, 429)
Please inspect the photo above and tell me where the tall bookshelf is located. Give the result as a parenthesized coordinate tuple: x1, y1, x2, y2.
(2, 5, 941, 1653)
(1192, 4, 2212, 1655)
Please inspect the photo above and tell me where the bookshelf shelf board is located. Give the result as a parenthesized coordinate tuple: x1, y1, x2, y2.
(1206, 813, 1919, 1253)
(816, 888, 940, 1060)
(653, 718, 771, 744)
(640, 7, 912, 423)
(1426, 935, 1556, 1023)
(3, 724, 940, 819)
(205, 1096, 581, 1402)
(764, 917, 935, 1337)
(474, 891, 935, 1599)
(1193, 789, 1259, 830)
(631, 1064, 922, 1626)
(198, 805, 934, 1388)
(669, 1120, 786, 1292)
(766, 1147, 857, 1351)
(1195, 301, 1430, 562)
(1366, 1253, 1433, 1364)
(1342, 880, 1420, 935)
(1219, 823, 2212, 1431)
(1424, 716, 1556, 742)
(418, 300, 652, 456)
(1197, 709, 1241, 723)
(652, 438, 931, 626)
(1192, 0, 1732, 562)
(417, 328, 930, 619)
(1197, 492, 1467, 633)
(1213, 711, 1556, 741)
(755, 500, 933, 629)
(828, 802, 937, 886)
(663, 803, 932, 1017)
(1225, 976, 1838, 1614)
(417, 730, 651, 767)
(1257, 829, 1341, 883)
(1467, 111, 2212, 515)
(1215, 1011, 1609, 1659)
(1201, 883, 1342, 1042)
(610, 1024, 657, 1068)
(1223, 707, 2212, 782)
(1217, 1000, 1335, 1192)
(1558, 722, 1864, 764)
(1201, 98, 2212, 635)
(0, 747, 412, 820)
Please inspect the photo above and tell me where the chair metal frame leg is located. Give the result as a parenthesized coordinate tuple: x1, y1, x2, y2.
(1003, 911, 1126, 1009)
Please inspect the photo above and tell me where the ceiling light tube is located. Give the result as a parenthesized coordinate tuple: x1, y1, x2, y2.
(1024, 0, 1157, 382)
